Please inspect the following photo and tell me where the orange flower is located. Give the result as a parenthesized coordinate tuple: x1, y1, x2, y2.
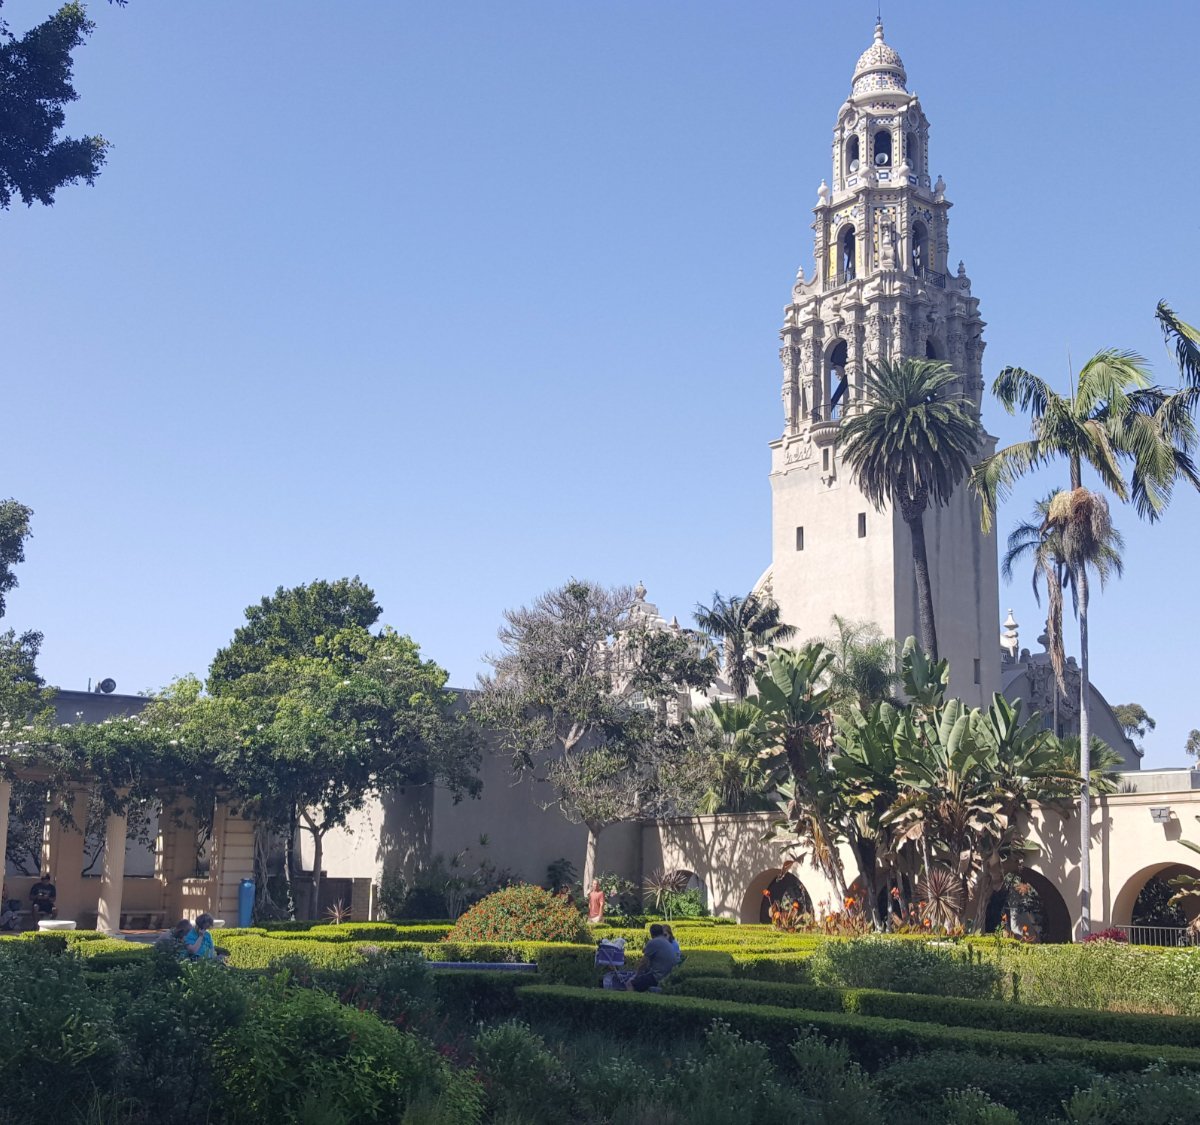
(762, 889, 771, 898)
(890, 888, 901, 900)
(923, 919, 932, 928)
(844, 896, 855, 908)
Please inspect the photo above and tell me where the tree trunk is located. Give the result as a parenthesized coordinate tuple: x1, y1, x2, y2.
(903, 506, 939, 661)
(284, 810, 301, 920)
(302, 811, 325, 921)
(582, 822, 600, 893)
(1077, 565, 1092, 939)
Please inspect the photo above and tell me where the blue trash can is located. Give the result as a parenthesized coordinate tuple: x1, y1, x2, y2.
(238, 879, 255, 929)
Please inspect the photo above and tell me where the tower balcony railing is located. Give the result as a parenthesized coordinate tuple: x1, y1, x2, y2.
(810, 403, 845, 424)
(914, 265, 946, 288)
(826, 269, 856, 291)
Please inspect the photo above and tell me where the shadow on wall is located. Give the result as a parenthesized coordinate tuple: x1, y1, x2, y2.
(378, 787, 434, 888)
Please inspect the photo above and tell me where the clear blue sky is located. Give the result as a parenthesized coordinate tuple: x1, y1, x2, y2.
(3, 2, 1197, 768)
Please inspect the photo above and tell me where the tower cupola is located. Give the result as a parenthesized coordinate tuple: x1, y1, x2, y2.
(851, 22, 908, 95)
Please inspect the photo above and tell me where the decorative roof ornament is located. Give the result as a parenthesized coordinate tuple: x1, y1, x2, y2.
(851, 21, 908, 95)
(817, 179, 831, 206)
(933, 174, 946, 200)
(633, 580, 647, 602)
(1001, 610, 1019, 662)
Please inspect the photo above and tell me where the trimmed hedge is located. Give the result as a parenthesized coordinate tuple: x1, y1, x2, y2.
(731, 951, 815, 982)
(514, 985, 1200, 1072)
(431, 970, 532, 1021)
(673, 976, 1200, 1048)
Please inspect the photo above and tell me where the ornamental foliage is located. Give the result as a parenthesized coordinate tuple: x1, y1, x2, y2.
(447, 883, 589, 944)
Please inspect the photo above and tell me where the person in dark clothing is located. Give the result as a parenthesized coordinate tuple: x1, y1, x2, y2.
(627, 923, 678, 992)
(29, 873, 56, 920)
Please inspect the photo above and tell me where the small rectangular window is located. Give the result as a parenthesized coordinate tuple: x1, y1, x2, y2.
(822, 448, 830, 472)
(857, 513, 867, 538)
(795, 527, 805, 551)
(973, 658, 981, 685)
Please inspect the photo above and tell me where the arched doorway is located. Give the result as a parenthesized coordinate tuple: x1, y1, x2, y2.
(740, 868, 814, 924)
(984, 869, 1072, 943)
(1114, 862, 1200, 941)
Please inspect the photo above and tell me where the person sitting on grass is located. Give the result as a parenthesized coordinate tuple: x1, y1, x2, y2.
(625, 923, 677, 992)
(29, 872, 56, 921)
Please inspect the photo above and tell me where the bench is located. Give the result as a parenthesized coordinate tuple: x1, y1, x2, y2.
(119, 911, 166, 930)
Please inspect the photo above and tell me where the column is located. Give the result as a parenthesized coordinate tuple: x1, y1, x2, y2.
(0, 778, 11, 885)
(43, 788, 88, 922)
(95, 804, 129, 933)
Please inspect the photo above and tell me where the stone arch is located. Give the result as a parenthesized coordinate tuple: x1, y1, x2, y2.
(844, 133, 861, 179)
(1113, 862, 1200, 927)
(911, 219, 928, 274)
(740, 868, 814, 924)
(839, 224, 857, 281)
(665, 868, 708, 910)
(984, 868, 1073, 944)
(825, 339, 849, 419)
(872, 128, 892, 168)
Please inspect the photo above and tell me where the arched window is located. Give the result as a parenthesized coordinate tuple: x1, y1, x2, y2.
(873, 129, 892, 167)
(925, 338, 939, 360)
(827, 340, 848, 421)
(905, 131, 919, 172)
(839, 225, 856, 282)
(845, 134, 860, 178)
(911, 220, 928, 275)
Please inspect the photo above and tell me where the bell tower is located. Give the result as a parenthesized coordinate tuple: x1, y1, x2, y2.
(766, 22, 1000, 703)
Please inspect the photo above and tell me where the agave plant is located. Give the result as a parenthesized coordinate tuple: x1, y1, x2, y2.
(324, 899, 351, 925)
(642, 868, 689, 918)
(917, 866, 965, 932)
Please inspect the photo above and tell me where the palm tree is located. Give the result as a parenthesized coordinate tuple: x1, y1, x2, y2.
(1001, 495, 1123, 733)
(972, 348, 1197, 934)
(693, 590, 796, 699)
(839, 359, 982, 662)
(820, 614, 900, 717)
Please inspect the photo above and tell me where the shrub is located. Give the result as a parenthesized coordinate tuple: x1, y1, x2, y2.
(319, 950, 437, 1029)
(432, 970, 530, 1023)
(0, 941, 123, 1116)
(215, 981, 482, 1124)
(1064, 1063, 1200, 1123)
(788, 1027, 885, 1124)
(732, 951, 815, 982)
(474, 1021, 573, 1122)
(1083, 927, 1129, 944)
(447, 883, 588, 943)
(938, 1088, 1020, 1124)
(809, 937, 1000, 998)
(876, 1049, 1099, 1122)
(673, 976, 1200, 1049)
(993, 941, 1200, 1014)
(515, 985, 1200, 1072)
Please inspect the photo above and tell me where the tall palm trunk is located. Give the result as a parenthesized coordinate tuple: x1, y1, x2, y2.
(902, 503, 939, 661)
(1077, 564, 1091, 938)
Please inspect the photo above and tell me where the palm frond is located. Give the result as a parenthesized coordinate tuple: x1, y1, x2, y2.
(1157, 301, 1200, 389)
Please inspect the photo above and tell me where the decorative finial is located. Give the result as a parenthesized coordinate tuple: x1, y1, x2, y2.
(1001, 610, 1019, 662)
(634, 580, 647, 602)
(957, 260, 966, 277)
(875, 19, 885, 43)
(817, 179, 831, 206)
(933, 174, 946, 200)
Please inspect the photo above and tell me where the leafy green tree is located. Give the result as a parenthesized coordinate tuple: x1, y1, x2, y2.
(839, 359, 982, 661)
(687, 700, 772, 814)
(474, 579, 715, 887)
(209, 578, 477, 917)
(209, 577, 381, 685)
(1112, 702, 1156, 752)
(1187, 730, 1200, 760)
(0, 499, 33, 620)
(0, 1, 124, 209)
(693, 590, 795, 700)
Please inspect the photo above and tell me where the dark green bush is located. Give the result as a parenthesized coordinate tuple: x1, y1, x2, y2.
(876, 1049, 1098, 1122)
(515, 984, 1200, 1073)
(475, 1021, 574, 1122)
(674, 975, 1200, 1048)
(0, 941, 123, 1116)
(215, 980, 482, 1124)
(433, 970, 530, 1022)
(448, 883, 588, 943)
(1063, 1063, 1200, 1123)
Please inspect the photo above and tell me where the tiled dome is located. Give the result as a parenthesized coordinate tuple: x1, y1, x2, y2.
(851, 22, 907, 94)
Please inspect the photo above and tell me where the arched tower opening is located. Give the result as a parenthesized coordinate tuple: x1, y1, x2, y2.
(827, 340, 849, 420)
(845, 134, 860, 178)
(905, 130, 920, 173)
(912, 220, 928, 274)
(839, 225, 856, 282)
(925, 338, 939, 360)
(873, 128, 892, 167)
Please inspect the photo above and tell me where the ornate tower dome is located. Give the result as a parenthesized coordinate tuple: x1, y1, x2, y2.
(851, 22, 908, 94)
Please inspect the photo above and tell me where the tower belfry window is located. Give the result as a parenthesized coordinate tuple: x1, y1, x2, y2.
(840, 226, 856, 282)
(905, 131, 919, 172)
(845, 134, 860, 177)
(827, 341, 848, 421)
(873, 129, 892, 167)
(911, 221, 928, 274)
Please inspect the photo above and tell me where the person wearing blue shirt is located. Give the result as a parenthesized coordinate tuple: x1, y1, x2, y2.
(184, 913, 217, 960)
